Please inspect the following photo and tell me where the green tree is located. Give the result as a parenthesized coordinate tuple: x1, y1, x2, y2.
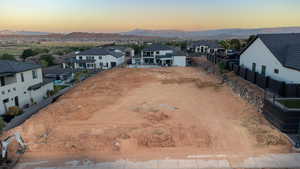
(229, 39, 242, 51)
(219, 40, 231, 50)
(21, 49, 35, 60)
(40, 54, 55, 67)
(0, 53, 16, 61)
(247, 35, 257, 44)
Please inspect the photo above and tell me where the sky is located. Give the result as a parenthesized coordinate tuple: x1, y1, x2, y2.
(0, 0, 300, 33)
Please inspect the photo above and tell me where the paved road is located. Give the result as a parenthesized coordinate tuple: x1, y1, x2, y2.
(16, 153, 300, 169)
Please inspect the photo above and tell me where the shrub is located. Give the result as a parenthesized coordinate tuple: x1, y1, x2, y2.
(6, 106, 23, 116)
(47, 90, 55, 96)
(0, 117, 5, 133)
(218, 62, 227, 74)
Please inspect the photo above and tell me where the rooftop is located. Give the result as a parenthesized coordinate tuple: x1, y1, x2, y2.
(143, 44, 173, 51)
(0, 60, 41, 74)
(77, 47, 124, 58)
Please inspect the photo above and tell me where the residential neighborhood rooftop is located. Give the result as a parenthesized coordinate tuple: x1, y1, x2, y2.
(143, 44, 173, 51)
(77, 47, 124, 58)
(246, 33, 300, 71)
(0, 60, 41, 74)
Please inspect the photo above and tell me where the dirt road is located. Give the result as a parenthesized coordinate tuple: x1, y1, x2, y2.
(6, 67, 292, 163)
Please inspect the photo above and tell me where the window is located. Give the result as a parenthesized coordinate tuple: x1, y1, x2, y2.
(261, 65, 266, 76)
(32, 70, 38, 79)
(99, 56, 102, 60)
(156, 51, 159, 54)
(79, 56, 83, 60)
(0, 77, 5, 86)
(274, 69, 279, 74)
(21, 73, 24, 82)
(252, 63, 256, 72)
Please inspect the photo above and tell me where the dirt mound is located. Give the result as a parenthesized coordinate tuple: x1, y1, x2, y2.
(137, 128, 175, 148)
(241, 113, 288, 146)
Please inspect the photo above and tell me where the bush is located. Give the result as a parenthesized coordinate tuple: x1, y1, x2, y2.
(218, 62, 227, 74)
(6, 106, 23, 116)
(0, 117, 5, 133)
(47, 90, 55, 96)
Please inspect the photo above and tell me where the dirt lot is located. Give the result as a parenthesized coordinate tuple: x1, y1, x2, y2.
(5, 67, 292, 162)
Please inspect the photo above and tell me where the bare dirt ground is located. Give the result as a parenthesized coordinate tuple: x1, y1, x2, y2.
(5, 67, 292, 164)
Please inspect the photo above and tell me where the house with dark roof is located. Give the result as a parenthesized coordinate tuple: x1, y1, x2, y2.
(240, 33, 300, 83)
(187, 41, 224, 54)
(0, 60, 54, 114)
(66, 47, 125, 70)
(43, 65, 75, 85)
(132, 44, 186, 67)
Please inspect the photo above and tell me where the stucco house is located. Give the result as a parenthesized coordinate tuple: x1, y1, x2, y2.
(66, 47, 125, 70)
(187, 41, 224, 54)
(43, 65, 75, 85)
(0, 60, 54, 114)
(133, 44, 186, 67)
(240, 33, 300, 84)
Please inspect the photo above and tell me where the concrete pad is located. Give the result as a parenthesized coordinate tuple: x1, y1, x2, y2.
(196, 159, 230, 168)
(178, 160, 198, 169)
(95, 160, 126, 169)
(157, 160, 179, 169)
(124, 160, 158, 169)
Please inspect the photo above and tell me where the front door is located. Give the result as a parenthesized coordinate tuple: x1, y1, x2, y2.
(111, 62, 117, 68)
(15, 96, 19, 107)
(3, 98, 9, 112)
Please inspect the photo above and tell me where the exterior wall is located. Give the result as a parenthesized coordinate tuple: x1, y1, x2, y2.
(75, 54, 125, 70)
(30, 82, 54, 104)
(0, 68, 53, 115)
(240, 38, 300, 84)
(195, 46, 208, 53)
(173, 56, 186, 67)
(141, 50, 173, 64)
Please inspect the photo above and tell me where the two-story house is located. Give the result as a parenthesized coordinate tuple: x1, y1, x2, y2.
(240, 33, 300, 84)
(134, 44, 186, 67)
(66, 47, 125, 70)
(187, 41, 224, 54)
(0, 60, 54, 114)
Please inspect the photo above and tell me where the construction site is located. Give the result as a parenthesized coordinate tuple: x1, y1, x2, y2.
(2, 67, 293, 168)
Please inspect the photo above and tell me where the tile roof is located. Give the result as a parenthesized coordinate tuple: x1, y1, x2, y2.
(258, 33, 300, 71)
(189, 40, 222, 49)
(143, 44, 173, 51)
(77, 48, 124, 58)
(0, 60, 41, 74)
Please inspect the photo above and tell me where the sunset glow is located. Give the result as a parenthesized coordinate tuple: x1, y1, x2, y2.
(1, 0, 300, 32)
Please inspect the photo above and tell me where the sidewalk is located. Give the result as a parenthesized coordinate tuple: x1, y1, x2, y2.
(15, 153, 300, 169)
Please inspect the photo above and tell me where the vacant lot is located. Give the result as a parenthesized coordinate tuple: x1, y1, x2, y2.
(6, 67, 291, 162)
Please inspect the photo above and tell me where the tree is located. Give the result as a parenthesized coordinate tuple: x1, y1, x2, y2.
(0, 117, 5, 134)
(247, 35, 257, 44)
(0, 53, 16, 61)
(40, 54, 55, 67)
(219, 40, 231, 50)
(229, 39, 242, 51)
(21, 49, 35, 60)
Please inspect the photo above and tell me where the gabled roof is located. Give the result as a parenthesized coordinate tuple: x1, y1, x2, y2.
(189, 40, 222, 49)
(241, 33, 300, 71)
(0, 60, 41, 74)
(143, 44, 173, 51)
(77, 47, 124, 58)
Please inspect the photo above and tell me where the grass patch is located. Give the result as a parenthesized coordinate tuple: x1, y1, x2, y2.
(54, 85, 68, 93)
(278, 99, 300, 109)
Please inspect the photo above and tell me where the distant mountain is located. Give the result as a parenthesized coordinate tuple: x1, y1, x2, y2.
(122, 27, 300, 40)
(0, 30, 50, 36)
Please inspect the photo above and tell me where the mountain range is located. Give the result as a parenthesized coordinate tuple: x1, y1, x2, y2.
(1, 26, 300, 40)
(121, 27, 300, 39)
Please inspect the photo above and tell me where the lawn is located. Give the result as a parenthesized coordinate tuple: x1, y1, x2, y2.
(278, 99, 300, 109)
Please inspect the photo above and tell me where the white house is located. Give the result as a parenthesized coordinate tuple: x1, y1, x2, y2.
(240, 33, 300, 84)
(0, 60, 54, 115)
(133, 44, 186, 67)
(66, 47, 125, 70)
(187, 41, 224, 54)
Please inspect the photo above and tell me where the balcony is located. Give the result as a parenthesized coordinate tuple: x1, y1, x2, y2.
(0, 74, 17, 87)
